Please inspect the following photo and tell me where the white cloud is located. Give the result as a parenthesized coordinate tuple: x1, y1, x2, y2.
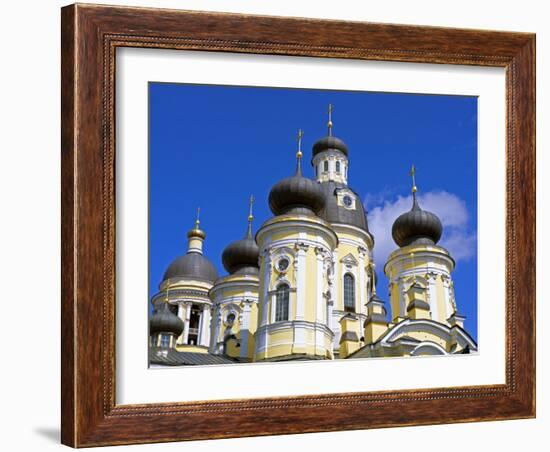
(365, 190, 476, 269)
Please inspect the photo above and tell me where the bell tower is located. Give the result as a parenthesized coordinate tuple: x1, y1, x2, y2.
(312, 104, 349, 185)
(385, 166, 461, 326)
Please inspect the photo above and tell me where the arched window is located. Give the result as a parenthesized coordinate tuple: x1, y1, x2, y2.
(336, 161, 341, 173)
(323, 160, 329, 172)
(344, 273, 355, 312)
(275, 283, 290, 321)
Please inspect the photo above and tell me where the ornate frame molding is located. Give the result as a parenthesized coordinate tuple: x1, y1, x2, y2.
(61, 4, 535, 447)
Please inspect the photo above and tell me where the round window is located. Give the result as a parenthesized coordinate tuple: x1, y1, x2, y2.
(277, 258, 290, 272)
(226, 313, 236, 325)
(343, 195, 353, 207)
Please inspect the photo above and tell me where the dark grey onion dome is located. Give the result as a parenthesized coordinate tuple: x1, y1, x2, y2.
(317, 181, 369, 232)
(269, 157, 325, 216)
(163, 252, 218, 282)
(150, 302, 184, 336)
(312, 136, 349, 158)
(222, 221, 260, 275)
(392, 195, 442, 247)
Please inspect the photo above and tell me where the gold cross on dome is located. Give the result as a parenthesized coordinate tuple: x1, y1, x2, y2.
(297, 129, 304, 150)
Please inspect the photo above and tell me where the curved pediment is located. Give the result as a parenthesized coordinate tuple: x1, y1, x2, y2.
(380, 318, 477, 353)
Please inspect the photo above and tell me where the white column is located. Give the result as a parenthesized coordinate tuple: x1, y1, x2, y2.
(197, 305, 204, 346)
(332, 249, 339, 310)
(176, 303, 185, 345)
(295, 243, 308, 320)
(358, 247, 367, 315)
(327, 259, 335, 331)
(182, 302, 191, 344)
(270, 292, 277, 323)
(240, 302, 251, 359)
(260, 255, 272, 327)
(442, 276, 453, 320)
(398, 278, 406, 318)
(210, 307, 221, 353)
(199, 305, 210, 346)
(327, 300, 334, 331)
(427, 273, 439, 322)
(315, 248, 324, 323)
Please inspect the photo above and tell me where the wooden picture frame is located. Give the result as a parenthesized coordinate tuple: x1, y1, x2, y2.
(61, 3, 535, 447)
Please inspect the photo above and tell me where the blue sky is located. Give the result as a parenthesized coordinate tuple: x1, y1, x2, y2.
(149, 82, 478, 341)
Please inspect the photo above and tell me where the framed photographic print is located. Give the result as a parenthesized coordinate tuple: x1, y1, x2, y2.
(61, 3, 535, 447)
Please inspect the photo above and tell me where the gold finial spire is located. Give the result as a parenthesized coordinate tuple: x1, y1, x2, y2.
(410, 165, 417, 194)
(187, 207, 206, 241)
(248, 195, 255, 223)
(245, 195, 255, 238)
(294, 129, 304, 176)
(327, 103, 334, 136)
(194, 207, 201, 229)
(296, 128, 304, 159)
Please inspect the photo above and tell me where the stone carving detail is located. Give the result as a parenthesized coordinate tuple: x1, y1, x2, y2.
(340, 253, 358, 268)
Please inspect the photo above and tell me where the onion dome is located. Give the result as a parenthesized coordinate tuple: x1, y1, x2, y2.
(163, 253, 218, 282)
(312, 136, 349, 158)
(269, 130, 325, 216)
(391, 166, 443, 247)
(150, 302, 184, 336)
(162, 210, 219, 283)
(222, 196, 260, 275)
(312, 104, 349, 158)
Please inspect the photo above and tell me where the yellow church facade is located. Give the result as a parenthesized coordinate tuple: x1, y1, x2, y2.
(149, 107, 477, 367)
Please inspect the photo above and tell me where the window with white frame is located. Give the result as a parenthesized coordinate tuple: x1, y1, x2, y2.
(275, 283, 290, 322)
(344, 273, 355, 313)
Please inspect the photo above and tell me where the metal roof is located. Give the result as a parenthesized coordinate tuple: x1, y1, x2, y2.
(149, 348, 238, 366)
(317, 181, 369, 232)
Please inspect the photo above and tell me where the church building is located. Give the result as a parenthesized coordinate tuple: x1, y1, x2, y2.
(149, 106, 477, 366)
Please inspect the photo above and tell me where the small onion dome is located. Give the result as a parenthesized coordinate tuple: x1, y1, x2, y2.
(162, 215, 218, 283)
(163, 252, 218, 282)
(269, 156, 325, 216)
(392, 194, 443, 247)
(312, 135, 349, 158)
(150, 302, 184, 336)
(187, 226, 206, 240)
(222, 216, 260, 275)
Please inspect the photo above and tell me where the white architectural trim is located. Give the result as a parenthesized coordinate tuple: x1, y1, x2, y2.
(295, 243, 307, 320)
(411, 341, 448, 356)
(427, 273, 439, 322)
(315, 248, 324, 323)
(259, 257, 271, 327)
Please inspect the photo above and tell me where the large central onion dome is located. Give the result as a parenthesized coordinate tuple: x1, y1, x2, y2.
(150, 302, 184, 337)
(222, 198, 260, 275)
(269, 142, 325, 216)
(392, 176, 442, 247)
